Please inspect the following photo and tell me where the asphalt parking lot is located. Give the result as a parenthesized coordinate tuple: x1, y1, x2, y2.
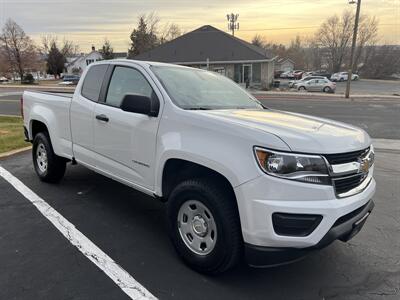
(1, 87, 400, 299)
(1, 147, 399, 300)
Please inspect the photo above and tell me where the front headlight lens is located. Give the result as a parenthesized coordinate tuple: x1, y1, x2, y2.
(254, 147, 330, 185)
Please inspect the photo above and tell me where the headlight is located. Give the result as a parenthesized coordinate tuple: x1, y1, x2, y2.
(254, 147, 330, 185)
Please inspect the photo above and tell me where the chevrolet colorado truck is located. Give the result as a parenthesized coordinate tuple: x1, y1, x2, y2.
(22, 60, 375, 274)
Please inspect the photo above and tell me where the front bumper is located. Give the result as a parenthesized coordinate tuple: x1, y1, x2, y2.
(234, 167, 376, 250)
(244, 199, 374, 266)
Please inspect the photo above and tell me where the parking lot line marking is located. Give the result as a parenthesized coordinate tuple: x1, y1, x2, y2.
(0, 166, 157, 300)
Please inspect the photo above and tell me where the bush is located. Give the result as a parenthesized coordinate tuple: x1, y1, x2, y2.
(21, 73, 35, 84)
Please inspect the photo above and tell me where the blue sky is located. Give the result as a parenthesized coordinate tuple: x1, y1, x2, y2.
(0, 0, 399, 51)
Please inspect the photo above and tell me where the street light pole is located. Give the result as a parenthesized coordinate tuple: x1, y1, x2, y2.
(345, 0, 362, 98)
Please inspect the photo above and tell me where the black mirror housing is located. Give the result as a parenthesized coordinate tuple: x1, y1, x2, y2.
(120, 94, 158, 117)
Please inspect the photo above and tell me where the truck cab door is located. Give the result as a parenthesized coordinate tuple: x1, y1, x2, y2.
(70, 64, 109, 166)
(93, 64, 162, 190)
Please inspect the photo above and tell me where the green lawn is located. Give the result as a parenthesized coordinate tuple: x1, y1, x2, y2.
(0, 116, 30, 154)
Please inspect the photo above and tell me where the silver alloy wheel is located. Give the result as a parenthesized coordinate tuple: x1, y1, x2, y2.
(36, 143, 48, 173)
(177, 200, 217, 256)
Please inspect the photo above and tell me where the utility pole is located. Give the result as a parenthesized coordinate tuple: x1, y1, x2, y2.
(345, 0, 362, 98)
(227, 13, 239, 36)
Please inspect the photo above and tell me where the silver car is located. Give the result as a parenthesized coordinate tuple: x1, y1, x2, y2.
(289, 76, 326, 88)
(295, 78, 336, 93)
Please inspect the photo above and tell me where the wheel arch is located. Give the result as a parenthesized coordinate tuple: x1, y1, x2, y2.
(160, 158, 237, 202)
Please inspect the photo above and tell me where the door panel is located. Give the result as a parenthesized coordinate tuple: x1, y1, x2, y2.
(93, 65, 161, 189)
(70, 64, 108, 165)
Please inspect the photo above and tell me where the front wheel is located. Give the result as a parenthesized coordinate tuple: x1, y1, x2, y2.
(166, 178, 242, 274)
(298, 86, 306, 92)
(323, 87, 332, 93)
(32, 132, 66, 183)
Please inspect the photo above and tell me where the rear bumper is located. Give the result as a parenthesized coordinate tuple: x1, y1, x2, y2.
(245, 199, 374, 267)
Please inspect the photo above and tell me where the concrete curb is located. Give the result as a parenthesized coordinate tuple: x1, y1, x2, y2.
(372, 139, 400, 152)
(0, 146, 31, 159)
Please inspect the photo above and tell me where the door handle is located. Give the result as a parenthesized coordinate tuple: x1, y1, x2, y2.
(95, 114, 109, 122)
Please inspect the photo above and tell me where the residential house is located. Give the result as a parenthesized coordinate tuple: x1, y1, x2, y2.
(275, 57, 295, 72)
(65, 46, 103, 75)
(134, 25, 277, 89)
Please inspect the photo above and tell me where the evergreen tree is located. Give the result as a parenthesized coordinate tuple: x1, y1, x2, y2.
(101, 39, 114, 60)
(128, 16, 158, 58)
(46, 41, 65, 77)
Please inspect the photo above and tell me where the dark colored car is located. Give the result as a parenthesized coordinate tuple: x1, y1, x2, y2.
(62, 75, 80, 85)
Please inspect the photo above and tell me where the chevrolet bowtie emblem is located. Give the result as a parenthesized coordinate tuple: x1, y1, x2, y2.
(359, 158, 370, 173)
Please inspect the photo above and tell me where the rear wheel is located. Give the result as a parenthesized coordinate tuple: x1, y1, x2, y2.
(166, 178, 242, 274)
(323, 86, 332, 93)
(33, 132, 66, 183)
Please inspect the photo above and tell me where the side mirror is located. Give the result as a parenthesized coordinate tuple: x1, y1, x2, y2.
(120, 94, 158, 117)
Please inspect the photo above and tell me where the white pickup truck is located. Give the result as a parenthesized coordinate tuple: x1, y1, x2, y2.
(22, 60, 375, 274)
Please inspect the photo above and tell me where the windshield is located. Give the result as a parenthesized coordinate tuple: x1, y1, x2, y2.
(151, 66, 263, 110)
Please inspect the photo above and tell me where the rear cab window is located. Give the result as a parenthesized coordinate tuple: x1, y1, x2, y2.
(81, 64, 108, 102)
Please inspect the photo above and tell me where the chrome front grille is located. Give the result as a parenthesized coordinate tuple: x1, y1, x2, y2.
(323, 147, 373, 198)
(333, 173, 369, 195)
(324, 147, 370, 165)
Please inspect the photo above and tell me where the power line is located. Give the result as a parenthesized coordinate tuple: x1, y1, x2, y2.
(238, 23, 397, 32)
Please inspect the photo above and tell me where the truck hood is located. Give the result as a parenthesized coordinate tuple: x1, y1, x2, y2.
(197, 109, 371, 153)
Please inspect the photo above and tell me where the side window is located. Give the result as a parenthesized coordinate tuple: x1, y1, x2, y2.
(81, 65, 108, 102)
(105, 66, 154, 107)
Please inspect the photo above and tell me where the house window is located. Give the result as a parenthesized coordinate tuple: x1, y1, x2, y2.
(86, 59, 95, 66)
(234, 64, 252, 83)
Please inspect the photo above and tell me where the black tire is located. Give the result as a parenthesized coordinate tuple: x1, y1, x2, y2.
(298, 86, 306, 91)
(323, 87, 332, 93)
(166, 178, 242, 274)
(32, 132, 66, 183)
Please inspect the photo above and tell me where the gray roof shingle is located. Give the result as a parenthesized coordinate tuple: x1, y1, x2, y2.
(134, 25, 273, 63)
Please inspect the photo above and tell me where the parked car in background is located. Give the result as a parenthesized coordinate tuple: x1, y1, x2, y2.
(289, 76, 327, 88)
(0, 76, 9, 83)
(331, 72, 359, 82)
(296, 78, 336, 93)
(311, 70, 332, 78)
(302, 72, 313, 78)
(292, 70, 304, 80)
(59, 75, 80, 85)
(280, 70, 293, 78)
(274, 70, 284, 79)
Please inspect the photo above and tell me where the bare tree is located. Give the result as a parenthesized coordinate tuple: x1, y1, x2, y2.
(251, 34, 265, 48)
(316, 11, 354, 72)
(251, 34, 287, 58)
(0, 19, 38, 80)
(303, 38, 324, 71)
(361, 45, 400, 79)
(61, 38, 80, 57)
(42, 35, 79, 57)
(160, 23, 182, 43)
(353, 15, 379, 70)
(286, 35, 308, 69)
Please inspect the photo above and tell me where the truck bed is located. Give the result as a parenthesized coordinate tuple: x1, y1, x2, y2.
(23, 90, 74, 159)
